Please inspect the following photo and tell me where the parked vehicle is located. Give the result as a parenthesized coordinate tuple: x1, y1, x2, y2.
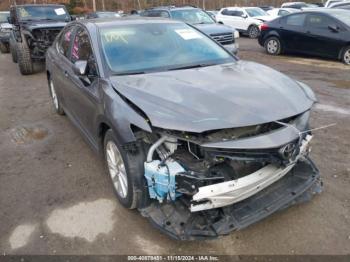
(8, 4, 71, 75)
(281, 2, 309, 9)
(46, 18, 322, 240)
(258, 9, 350, 65)
(141, 6, 239, 50)
(206, 10, 218, 20)
(329, 0, 350, 8)
(85, 11, 121, 19)
(259, 6, 275, 11)
(325, 0, 345, 7)
(267, 8, 299, 18)
(216, 7, 273, 38)
(0, 11, 11, 53)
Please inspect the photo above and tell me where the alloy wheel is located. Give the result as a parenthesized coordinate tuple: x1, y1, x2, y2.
(106, 141, 128, 198)
(267, 39, 279, 54)
(344, 49, 350, 65)
(50, 80, 59, 110)
(249, 26, 259, 38)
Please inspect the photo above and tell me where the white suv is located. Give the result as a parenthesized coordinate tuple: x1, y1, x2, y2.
(216, 7, 273, 38)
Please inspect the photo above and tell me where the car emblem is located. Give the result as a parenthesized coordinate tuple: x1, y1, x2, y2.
(279, 142, 297, 160)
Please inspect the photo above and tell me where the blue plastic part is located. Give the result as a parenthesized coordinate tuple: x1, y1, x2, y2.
(144, 159, 185, 202)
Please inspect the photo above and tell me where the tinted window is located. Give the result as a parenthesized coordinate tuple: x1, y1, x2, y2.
(100, 23, 234, 75)
(245, 8, 267, 17)
(145, 10, 170, 18)
(285, 14, 306, 26)
(71, 28, 97, 77)
(306, 14, 334, 29)
(221, 10, 243, 17)
(57, 27, 74, 58)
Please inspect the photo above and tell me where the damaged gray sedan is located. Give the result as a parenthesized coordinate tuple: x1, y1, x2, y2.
(46, 18, 322, 240)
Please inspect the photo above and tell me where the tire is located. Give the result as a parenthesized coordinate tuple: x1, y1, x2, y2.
(248, 25, 260, 39)
(341, 46, 350, 65)
(264, 37, 282, 55)
(10, 38, 18, 63)
(0, 42, 9, 53)
(17, 41, 33, 75)
(104, 129, 149, 209)
(48, 77, 65, 115)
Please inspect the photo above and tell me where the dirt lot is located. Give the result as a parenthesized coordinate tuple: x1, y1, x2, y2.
(0, 37, 349, 255)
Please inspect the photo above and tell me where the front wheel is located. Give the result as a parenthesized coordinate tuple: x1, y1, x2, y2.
(104, 130, 149, 209)
(248, 25, 260, 39)
(341, 46, 350, 65)
(17, 41, 33, 75)
(10, 38, 18, 63)
(264, 37, 282, 55)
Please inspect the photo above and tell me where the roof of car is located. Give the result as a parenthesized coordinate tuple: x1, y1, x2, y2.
(303, 8, 350, 14)
(146, 6, 198, 11)
(77, 17, 181, 27)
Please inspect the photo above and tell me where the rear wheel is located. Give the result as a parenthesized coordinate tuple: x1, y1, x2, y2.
(264, 37, 282, 55)
(0, 42, 9, 53)
(248, 25, 260, 39)
(17, 41, 33, 75)
(104, 129, 149, 209)
(341, 46, 350, 65)
(10, 38, 18, 63)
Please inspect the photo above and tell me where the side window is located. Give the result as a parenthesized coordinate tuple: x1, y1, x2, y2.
(221, 9, 229, 16)
(278, 10, 289, 16)
(234, 11, 244, 17)
(57, 27, 74, 58)
(285, 14, 306, 26)
(306, 14, 333, 29)
(71, 28, 98, 82)
(159, 11, 170, 18)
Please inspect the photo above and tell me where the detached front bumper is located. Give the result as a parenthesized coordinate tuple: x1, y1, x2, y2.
(140, 157, 322, 240)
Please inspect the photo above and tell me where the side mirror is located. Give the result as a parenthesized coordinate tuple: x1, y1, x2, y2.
(73, 60, 88, 76)
(241, 14, 248, 19)
(328, 25, 339, 33)
(225, 45, 238, 55)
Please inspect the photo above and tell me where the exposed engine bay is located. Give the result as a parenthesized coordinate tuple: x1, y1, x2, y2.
(137, 112, 322, 240)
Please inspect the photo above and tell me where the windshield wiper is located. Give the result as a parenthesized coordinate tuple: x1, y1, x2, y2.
(168, 63, 217, 71)
(114, 71, 145, 76)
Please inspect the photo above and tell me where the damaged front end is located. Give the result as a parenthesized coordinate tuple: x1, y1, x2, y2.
(139, 111, 322, 240)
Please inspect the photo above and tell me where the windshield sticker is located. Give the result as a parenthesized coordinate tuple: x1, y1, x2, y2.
(175, 29, 202, 40)
(18, 8, 30, 18)
(54, 8, 66, 16)
(103, 31, 135, 44)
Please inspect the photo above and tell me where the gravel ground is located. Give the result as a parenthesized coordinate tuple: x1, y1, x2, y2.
(0, 37, 349, 255)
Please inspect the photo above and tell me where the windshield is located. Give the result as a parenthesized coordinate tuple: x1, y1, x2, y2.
(17, 6, 70, 21)
(0, 12, 9, 22)
(333, 12, 350, 26)
(170, 9, 215, 24)
(100, 23, 234, 75)
(245, 8, 268, 17)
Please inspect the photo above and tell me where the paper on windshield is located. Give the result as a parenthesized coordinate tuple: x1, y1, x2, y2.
(175, 29, 202, 40)
(54, 8, 66, 16)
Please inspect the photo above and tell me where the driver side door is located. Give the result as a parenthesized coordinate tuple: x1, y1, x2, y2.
(64, 26, 101, 148)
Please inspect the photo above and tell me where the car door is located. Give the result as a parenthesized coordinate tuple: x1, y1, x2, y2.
(279, 13, 307, 52)
(303, 13, 346, 58)
(51, 26, 76, 110)
(64, 26, 101, 145)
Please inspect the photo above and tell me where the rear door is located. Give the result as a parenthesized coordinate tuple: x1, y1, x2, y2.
(303, 13, 346, 58)
(279, 13, 307, 52)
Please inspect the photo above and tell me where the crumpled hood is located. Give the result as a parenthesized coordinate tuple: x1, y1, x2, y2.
(23, 21, 67, 31)
(111, 61, 314, 133)
(254, 15, 274, 22)
(193, 23, 234, 35)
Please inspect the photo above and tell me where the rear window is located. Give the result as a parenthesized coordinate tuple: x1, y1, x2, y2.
(285, 14, 306, 26)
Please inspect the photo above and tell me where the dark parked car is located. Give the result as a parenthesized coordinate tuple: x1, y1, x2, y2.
(8, 4, 71, 75)
(85, 11, 121, 19)
(258, 9, 350, 65)
(0, 11, 11, 53)
(46, 18, 322, 240)
(141, 6, 239, 51)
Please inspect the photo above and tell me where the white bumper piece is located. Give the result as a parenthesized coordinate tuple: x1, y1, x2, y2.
(190, 135, 312, 212)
